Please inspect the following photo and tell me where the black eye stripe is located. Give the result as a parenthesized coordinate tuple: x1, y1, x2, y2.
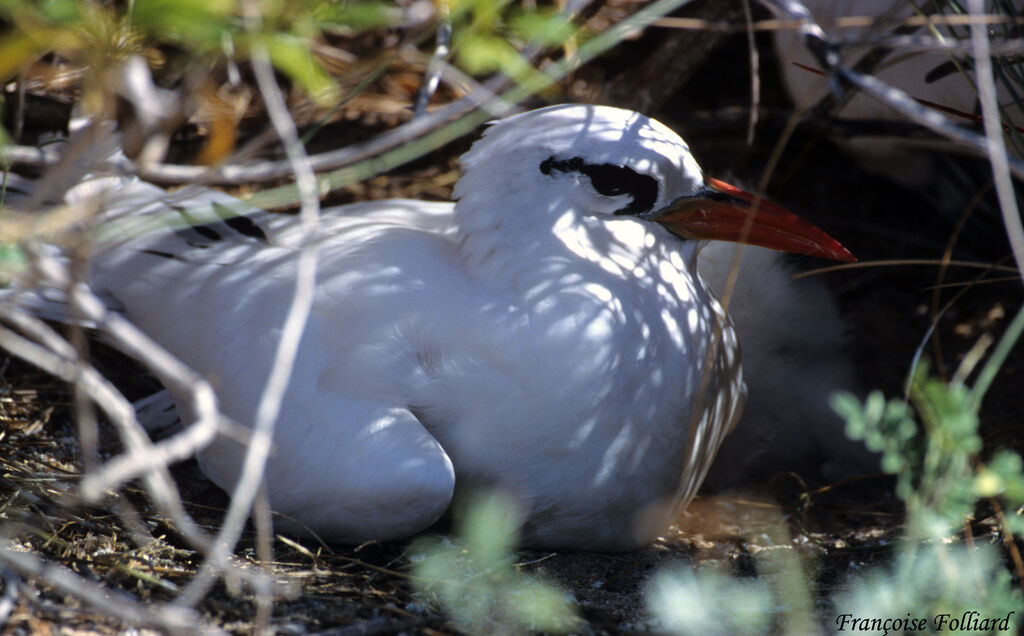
(539, 155, 658, 216)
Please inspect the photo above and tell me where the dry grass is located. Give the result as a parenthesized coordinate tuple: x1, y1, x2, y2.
(0, 360, 905, 633)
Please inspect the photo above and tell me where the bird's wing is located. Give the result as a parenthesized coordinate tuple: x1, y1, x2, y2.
(63, 177, 464, 541)
(672, 297, 746, 511)
(72, 174, 456, 262)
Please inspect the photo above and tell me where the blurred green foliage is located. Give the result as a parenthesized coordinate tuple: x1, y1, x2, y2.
(0, 0, 588, 278)
(409, 491, 580, 635)
(836, 541, 1020, 635)
(0, 0, 396, 105)
(647, 567, 772, 636)
(833, 368, 982, 538)
(651, 303, 1024, 634)
(834, 302, 1024, 541)
(0, 0, 581, 113)
(448, 0, 575, 82)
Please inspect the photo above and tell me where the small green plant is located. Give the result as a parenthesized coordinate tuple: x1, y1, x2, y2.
(409, 491, 580, 635)
(649, 304, 1024, 633)
(835, 541, 1019, 635)
(833, 367, 984, 539)
(645, 500, 818, 636)
(827, 362, 1022, 631)
(834, 303, 1024, 542)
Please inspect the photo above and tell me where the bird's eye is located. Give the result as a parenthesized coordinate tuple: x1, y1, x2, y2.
(583, 164, 634, 197)
(580, 163, 658, 215)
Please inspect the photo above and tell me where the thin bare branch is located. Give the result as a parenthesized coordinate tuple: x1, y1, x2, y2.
(176, 0, 322, 608)
(967, 0, 1024, 283)
(0, 304, 205, 544)
(759, 0, 1024, 179)
(3, 256, 282, 602)
(653, 12, 1024, 33)
(1, 82, 514, 186)
(18, 252, 225, 512)
(830, 33, 1024, 55)
(742, 0, 760, 145)
(413, 3, 452, 116)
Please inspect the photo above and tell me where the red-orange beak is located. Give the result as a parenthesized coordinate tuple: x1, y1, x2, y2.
(647, 178, 856, 262)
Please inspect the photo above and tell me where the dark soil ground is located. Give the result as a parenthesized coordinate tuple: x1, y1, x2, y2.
(0, 361, 907, 634)
(1, 2, 1022, 634)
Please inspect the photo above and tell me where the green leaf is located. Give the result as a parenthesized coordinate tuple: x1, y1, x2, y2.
(0, 31, 50, 82)
(830, 391, 866, 438)
(130, 0, 234, 49)
(463, 491, 519, 569)
(508, 9, 576, 46)
(451, 0, 513, 30)
(34, 0, 80, 24)
(864, 390, 885, 426)
(410, 490, 578, 634)
(262, 32, 339, 105)
(509, 578, 578, 633)
(455, 32, 514, 75)
(647, 567, 772, 635)
(315, 1, 395, 31)
(984, 451, 1024, 502)
(0, 242, 26, 276)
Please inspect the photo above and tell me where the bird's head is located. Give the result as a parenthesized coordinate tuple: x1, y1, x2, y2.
(455, 104, 854, 263)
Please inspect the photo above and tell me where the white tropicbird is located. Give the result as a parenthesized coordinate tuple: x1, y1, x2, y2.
(45, 104, 857, 551)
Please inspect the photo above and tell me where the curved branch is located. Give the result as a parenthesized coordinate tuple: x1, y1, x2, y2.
(759, 0, 1024, 179)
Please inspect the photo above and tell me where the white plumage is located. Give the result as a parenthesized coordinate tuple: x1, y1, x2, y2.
(697, 243, 867, 490)
(22, 104, 867, 550)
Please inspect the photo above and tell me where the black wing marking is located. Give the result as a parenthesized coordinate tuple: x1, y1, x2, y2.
(167, 200, 272, 249)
